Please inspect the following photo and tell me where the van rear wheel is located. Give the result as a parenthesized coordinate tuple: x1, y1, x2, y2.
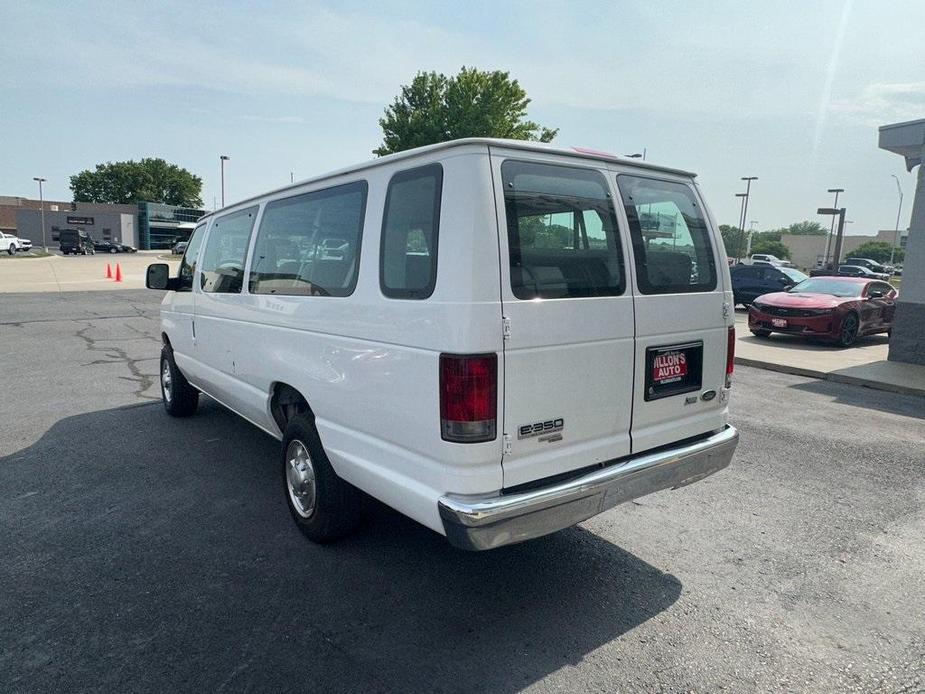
(160, 346, 199, 417)
(282, 414, 363, 543)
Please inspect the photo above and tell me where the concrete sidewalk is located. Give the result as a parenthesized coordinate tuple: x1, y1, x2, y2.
(733, 311, 925, 397)
(0, 252, 178, 293)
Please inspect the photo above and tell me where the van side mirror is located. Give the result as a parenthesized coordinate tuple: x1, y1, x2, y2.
(146, 263, 177, 290)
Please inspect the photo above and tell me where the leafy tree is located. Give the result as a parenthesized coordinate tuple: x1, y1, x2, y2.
(850, 241, 903, 264)
(70, 158, 203, 207)
(719, 224, 747, 259)
(784, 220, 829, 236)
(374, 67, 557, 156)
(750, 238, 791, 259)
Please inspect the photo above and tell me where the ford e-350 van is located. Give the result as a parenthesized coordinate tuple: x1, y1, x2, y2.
(146, 138, 739, 550)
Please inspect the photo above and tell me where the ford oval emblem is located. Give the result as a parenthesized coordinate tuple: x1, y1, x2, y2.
(701, 390, 717, 402)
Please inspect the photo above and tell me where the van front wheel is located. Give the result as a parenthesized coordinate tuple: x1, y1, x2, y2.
(282, 414, 363, 543)
(160, 346, 199, 417)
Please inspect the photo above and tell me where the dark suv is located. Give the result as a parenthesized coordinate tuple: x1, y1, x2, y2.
(59, 229, 95, 255)
(731, 264, 808, 307)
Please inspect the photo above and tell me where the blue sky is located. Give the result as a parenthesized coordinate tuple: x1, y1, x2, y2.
(1, 0, 923, 234)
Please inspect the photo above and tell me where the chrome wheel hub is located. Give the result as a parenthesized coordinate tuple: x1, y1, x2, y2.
(286, 440, 316, 518)
(161, 360, 172, 402)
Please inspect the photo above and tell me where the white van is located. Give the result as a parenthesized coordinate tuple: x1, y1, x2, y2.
(146, 138, 739, 550)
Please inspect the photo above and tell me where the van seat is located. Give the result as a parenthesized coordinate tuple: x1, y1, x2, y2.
(646, 252, 692, 287)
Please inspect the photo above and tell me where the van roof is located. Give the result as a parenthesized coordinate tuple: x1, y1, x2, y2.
(200, 138, 698, 222)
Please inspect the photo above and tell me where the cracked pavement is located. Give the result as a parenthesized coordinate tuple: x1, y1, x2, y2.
(1, 290, 923, 693)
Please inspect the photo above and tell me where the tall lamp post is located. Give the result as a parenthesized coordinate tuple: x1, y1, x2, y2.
(890, 175, 904, 266)
(220, 155, 230, 207)
(746, 220, 758, 258)
(823, 188, 844, 267)
(734, 192, 748, 261)
(740, 176, 758, 257)
(818, 207, 847, 267)
(33, 177, 47, 252)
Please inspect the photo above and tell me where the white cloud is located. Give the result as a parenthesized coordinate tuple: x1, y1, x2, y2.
(831, 82, 925, 126)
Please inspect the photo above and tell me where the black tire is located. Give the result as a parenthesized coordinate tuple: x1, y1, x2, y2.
(109, 248, 117, 254)
(159, 346, 199, 417)
(7, 244, 14, 255)
(837, 312, 859, 348)
(751, 329, 771, 338)
(282, 413, 363, 543)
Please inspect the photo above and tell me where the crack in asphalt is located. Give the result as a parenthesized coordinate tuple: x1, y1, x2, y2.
(74, 322, 159, 401)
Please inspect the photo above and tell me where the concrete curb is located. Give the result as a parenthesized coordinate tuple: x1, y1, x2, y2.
(734, 356, 925, 398)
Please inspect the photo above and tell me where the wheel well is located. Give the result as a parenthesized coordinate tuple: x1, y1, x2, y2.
(161, 333, 171, 348)
(270, 383, 313, 432)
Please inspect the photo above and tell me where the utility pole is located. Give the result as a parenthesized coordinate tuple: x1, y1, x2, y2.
(740, 177, 758, 259)
(220, 155, 230, 207)
(823, 188, 843, 267)
(735, 193, 747, 261)
(890, 175, 904, 266)
(818, 207, 847, 268)
(746, 220, 758, 258)
(33, 177, 47, 252)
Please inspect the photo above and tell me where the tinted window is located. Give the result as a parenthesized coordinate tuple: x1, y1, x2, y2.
(380, 165, 442, 299)
(199, 207, 257, 294)
(618, 175, 717, 294)
(502, 160, 625, 299)
(791, 278, 864, 297)
(249, 181, 368, 297)
(178, 222, 207, 291)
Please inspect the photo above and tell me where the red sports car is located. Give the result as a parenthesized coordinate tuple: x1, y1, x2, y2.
(747, 276, 897, 347)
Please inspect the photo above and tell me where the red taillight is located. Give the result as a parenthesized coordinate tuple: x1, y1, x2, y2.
(440, 353, 497, 443)
(726, 325, 736, 386)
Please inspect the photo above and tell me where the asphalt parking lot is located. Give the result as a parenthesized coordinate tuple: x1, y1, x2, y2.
(1, 290, 923, 693)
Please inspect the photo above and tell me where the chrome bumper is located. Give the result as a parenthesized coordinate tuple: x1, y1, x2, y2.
(439, 425, 738, 550)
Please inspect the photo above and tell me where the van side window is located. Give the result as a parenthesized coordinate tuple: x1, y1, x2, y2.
(249, 181, 368, 297)
(617, 175, 717, 295)
(199, 207, 258, 294)
(502, 160, 625, 299)
(380, 164, 443, 299)
(178, 222, 207, 291)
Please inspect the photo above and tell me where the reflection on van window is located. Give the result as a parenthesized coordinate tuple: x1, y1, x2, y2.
(199, 207, 258, 294)
(249, 181, 368, 297)
(380, 164, 442, 299)
(178, 222, 206, 291)
(502, 160, 624, 299)
(618, 175, 717, 294)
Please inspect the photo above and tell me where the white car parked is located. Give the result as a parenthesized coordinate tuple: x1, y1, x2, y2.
(146, 138, 739, 550)
(1, 232, 28, 254)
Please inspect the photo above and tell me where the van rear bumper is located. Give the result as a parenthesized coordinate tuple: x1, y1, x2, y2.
(438, 425, 738, 550)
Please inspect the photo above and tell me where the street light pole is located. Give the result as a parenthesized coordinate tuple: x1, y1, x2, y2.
(823, 188, 843, 267)
(220, 155, 230, 207)
(746, 220, 758, 258)
(33, 177, 47, 252)
(890, 175, 904, 266)
(734, 193, 748, 261)
(740, 176, 758, 258)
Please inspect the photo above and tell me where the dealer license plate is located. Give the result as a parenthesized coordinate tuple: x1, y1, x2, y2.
(772, 318, 788, 328)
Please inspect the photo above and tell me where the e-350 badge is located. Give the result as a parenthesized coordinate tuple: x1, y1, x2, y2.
(518, 418, 565, 440)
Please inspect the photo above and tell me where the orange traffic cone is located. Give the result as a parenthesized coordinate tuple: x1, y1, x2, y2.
(114, 264, 123, 283)
(105, 263, 112, 279)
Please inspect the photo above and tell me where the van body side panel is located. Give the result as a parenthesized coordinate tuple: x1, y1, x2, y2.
(491, 149, 636, 488)
(219, 150, 504, 532)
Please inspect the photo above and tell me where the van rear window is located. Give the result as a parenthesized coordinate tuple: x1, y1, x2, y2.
(617, 175, 717, 294)
(502, 160, 625, 300)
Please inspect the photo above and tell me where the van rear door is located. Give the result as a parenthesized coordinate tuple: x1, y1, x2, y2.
(613, 173, 732, 453)
(492, 153, 636, 488)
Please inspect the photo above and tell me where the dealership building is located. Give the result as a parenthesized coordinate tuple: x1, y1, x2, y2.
(0, 196, 204, 250)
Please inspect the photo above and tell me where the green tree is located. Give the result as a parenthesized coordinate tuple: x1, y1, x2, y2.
(719, 224, 747, 259)
(70, 158, 203, 207)
(750, 238, 791, 259)
(850, 241, 904, 264)
(784, 220, 829, 235)
(374, 67, 557, 156)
